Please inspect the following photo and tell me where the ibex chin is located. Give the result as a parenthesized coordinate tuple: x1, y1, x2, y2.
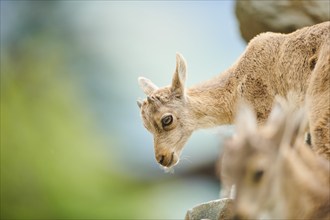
(223, 100, 330, 219)
(137, 21, 330, 168)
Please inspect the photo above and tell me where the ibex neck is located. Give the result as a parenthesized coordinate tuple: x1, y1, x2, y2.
(186, 67, 237, 130)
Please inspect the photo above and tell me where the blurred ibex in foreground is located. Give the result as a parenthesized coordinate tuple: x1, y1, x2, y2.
(137, 21, 329, 169)
(223, 100, 330, 219)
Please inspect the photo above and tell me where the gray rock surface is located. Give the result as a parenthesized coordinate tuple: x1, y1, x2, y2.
(235, 0, 330, 43)
(185, 198, 233, 220)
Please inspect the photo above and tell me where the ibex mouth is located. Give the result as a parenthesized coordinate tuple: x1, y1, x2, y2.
(162, 152, 177, 173)
(166, 152, 174, 167)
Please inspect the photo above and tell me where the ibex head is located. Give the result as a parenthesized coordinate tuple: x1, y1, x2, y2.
(225, 99, 307, 219)
(223, 104, 280, 218)
(137, 53, 193, 168)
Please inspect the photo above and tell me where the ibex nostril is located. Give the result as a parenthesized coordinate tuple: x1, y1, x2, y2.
(159, 155, 165, 165)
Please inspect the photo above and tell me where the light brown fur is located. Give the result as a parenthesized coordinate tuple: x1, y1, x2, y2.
(306, 36, 330, 159)
(223, 101, 330, 219)
(137, 22, 330, 167)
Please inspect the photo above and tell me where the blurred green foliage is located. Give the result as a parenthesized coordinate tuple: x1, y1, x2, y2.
(0, 34, 152, 219)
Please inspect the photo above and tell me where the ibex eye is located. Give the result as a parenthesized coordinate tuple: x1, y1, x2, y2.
(161, 115, 173, 127)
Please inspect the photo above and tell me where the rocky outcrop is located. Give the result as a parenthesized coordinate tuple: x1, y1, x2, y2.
(235, 0, 330, 43)
(185, 198, 233, 220)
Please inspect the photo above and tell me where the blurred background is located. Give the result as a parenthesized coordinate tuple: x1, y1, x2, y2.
(1, 1, 328, 219)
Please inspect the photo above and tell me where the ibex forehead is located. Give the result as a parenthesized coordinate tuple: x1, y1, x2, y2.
(147, 87, 174, 103)
(140, 87, 181, 115)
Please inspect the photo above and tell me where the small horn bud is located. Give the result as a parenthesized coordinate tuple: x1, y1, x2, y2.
(137, 100, 143, 108)
(147, 96, 153, 103)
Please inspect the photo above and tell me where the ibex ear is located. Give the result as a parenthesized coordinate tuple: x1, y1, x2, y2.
(265, 102, 287, 147)
(138, 77, 158, 95)
(137, 100, 143, 109)
(171, 53, 187, 98)
(281, 108, 306, 148)
(266, 101, 286, 131)
(235, 102, 257, 137)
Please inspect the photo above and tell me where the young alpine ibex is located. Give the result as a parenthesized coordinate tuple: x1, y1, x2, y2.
(223, 101, 330, 219)
(219, 92, 304, 199)
(137, 21, 330, 168)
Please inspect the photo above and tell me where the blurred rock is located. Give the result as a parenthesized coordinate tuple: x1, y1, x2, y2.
(185, 198, 233, 220)
(235, 0, 330, 43)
